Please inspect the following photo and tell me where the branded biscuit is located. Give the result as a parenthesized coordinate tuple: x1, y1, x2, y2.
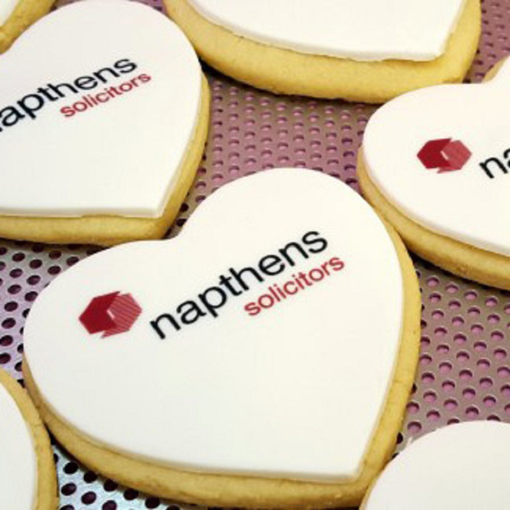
(361, 422, 510, 510)
(0, 369, 57, 509)
(24, 168, 421, 508)
(164, 0, 480, 102)
(359, 58, 510, 289)
(0, 0, 209, 245)
(0, 0, 54, 53)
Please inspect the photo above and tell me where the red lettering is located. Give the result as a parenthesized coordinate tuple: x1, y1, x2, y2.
(139, 73, 152, 83)
(73, 101, 88, 112)
(309, 268, 325, 282)
(244, 302, 260, 316)
(283, 281, 298, 295)
(321, 262, 330, 275)
(258, 294, 275, 309)
(329, 257, 345, 271)
(120, 82, 134, 93)
(60, 73, 151, 119)
(96, 92, 109, 103)
(60, 106, 75, 118)
(268, 286, 282, 303)
(245, 255, 346, 318)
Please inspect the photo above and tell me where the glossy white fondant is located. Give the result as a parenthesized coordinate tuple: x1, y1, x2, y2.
(25, 168, 404, 483)
(0, 0, 201, 217)
(187, 0, 465, 61)
(0, 383, 37, 510)
(0, 0, 18, 26)
(364, 59, 510, 257)
(364, 422, 510, 509)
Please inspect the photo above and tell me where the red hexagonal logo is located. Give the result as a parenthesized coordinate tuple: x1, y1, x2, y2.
(418, 138, 472, 173)
(79, 292, 142, 338)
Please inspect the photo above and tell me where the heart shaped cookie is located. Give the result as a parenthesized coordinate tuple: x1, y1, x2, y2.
(359, 58, 510, 289)
(23, 168, 420, 508)
(361, 421, 510, 509)
(164, 0, 480, 101)
(0, 0, 54, 53)
(0, 369, 57, 509)
(0, 0, 209, 245)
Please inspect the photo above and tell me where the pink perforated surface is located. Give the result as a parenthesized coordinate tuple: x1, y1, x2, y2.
(0, 0, 509, 508)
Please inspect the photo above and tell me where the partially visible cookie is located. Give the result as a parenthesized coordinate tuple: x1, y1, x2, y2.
(0, 0, 54, 53)
(361, 422, 510, 510)
(0, 369, 57, 509)
(0, 0, 209, 246)
(359, 58, 510, 289)
(164, 0, 480, 102)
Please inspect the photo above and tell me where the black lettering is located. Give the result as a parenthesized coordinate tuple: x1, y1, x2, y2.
(177, 300, 206, 325)
(93, 67, 120, 84)
(197, 286, 228, 318)
(74, 75, 99, 91)
(0, 59, 143, 134)
(278, 241, 309, 267)
(17, 94, 45, 120)
(150, 313, 181, 340)
(503, 149, 510, 171)
(258, 254, 285, 276)
(229, 265, 264, 291)
(302, 231, 328, 254)
(218, 274, 243, 296)
(114, 58, 138, 74)
(149, 231, 333, 336)
(47, 81, 79, 98)
(1, 106, 25, 127)
(480, 157, 507, 179)
(36, 87, 60, 102)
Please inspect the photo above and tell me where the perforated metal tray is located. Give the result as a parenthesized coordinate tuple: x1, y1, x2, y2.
(0, 0, 509, 508)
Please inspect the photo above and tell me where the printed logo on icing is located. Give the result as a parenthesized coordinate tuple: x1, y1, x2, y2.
(78, 233, 346, 341)
(417, 138, 472, 173)
(79, 292, 142, 338)
(0, 58, 152, 132)
(418, 138, 510, 179)
(150, 231, 345, 340)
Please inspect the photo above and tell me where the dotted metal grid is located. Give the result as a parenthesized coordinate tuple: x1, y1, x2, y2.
(0, 0, 509, 508)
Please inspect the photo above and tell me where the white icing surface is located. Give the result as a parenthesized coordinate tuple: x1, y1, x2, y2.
(0, 382, 37, 510)
(364, 58, 510, 257)
(0, 0, 201, 217)
(364, 421, 510, 509)
(24, 168, 404, 482)
(0, 0, 19, 25)
(188, 0, 466, 61)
